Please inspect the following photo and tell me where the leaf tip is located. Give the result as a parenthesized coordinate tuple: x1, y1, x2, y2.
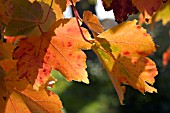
(82, 77, 90, 84)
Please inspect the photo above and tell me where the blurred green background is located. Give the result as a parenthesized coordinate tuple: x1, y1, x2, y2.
(51, 0, 170, 113)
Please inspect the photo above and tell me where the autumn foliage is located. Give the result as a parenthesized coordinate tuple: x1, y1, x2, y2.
(0, 0, 170, 112)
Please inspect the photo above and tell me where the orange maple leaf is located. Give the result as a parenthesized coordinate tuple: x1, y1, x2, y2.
(132, 0, 162, 16)
(13, 18, 92, 90)
(92, 20, 158, 104)
(83, 11, 104, 34)
(0, 43, 62, 112)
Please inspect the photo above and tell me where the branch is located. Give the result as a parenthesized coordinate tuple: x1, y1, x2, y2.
(69, 0, 92, 44)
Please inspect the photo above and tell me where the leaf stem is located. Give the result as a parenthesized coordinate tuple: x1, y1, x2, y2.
(69, 0, 92, 44)
(38, 25, 44, 34)
(40, 0, 54, 24)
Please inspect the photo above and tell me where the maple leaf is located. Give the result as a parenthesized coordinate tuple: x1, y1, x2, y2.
(5, 91, 31, 113)
(0, 59, 18, 113)
(0, 41, 22, 112)
(13, 85, 62, 113)
(132, 0, 162, 16)
(0, 40, 16, 60)
(4, 0, 43, 36)
(0, 47, 62, 113)
(32, 0, 65, 19)
(83, 11, 104, 34)
(0, 59, 36, 113)
(31, 0, 79, 20)
(153, 0, 170, 25)
(4, 77, 63, 113)
(13, 18, 92, 90)
(0, 46, 21, 112)
(35, 18, 92, 89)
(0, 0, 14, 25)
(92, 20, 157, 104)
(102, 0, 138, 23)
(30, 2, 56, 36)
(163, 47, 170, 67)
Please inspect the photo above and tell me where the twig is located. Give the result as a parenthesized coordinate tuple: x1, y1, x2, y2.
(69, 0, 92, 44)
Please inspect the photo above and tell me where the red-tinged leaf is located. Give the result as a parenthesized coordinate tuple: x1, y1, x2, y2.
(0, 59, 17, 73)
(102, 0, 113, 10)
(13, 18, 92, 90)
(4, 0, 43, 36)
(83, 11, 104, 34)
(13, 35, 52, 86)
(4, 35, 25, 43)
(102, 0, 138, 23)
(0, 0, 14, 25)
(132, 0, 162, 16)
(92, 20, 157, 104)
(163, 47, 170, 67)
(35, 18, 92, 89)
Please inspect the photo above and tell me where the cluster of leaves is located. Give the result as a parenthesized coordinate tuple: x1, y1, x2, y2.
(0, 0, 169, 112)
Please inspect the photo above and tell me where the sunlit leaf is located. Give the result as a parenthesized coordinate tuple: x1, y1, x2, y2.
(92, 20, 157, 104)
(83, 10, 104, 34)
(16, 85, 62, 113)
(153, 0, 170, 25)
(13, 18, 92, 90)
(5, 91, 31, 113)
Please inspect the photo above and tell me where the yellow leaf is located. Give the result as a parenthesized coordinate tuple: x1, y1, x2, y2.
(96, 20, 156, 58)
(92, 20, 158, 104)
(153, 0, 170, 25)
